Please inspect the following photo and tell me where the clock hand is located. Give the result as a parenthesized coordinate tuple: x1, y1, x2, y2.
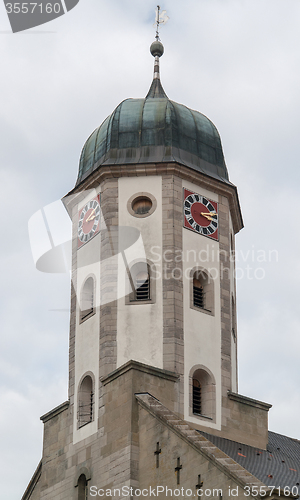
(200, 212, 217, 221)
(85, 209, 95, 222)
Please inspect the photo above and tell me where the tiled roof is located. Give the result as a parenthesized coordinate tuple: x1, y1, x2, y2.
(200, 431, 300, 491)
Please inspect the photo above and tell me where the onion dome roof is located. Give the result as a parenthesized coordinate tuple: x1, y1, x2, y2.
(76, 41, 229, 186)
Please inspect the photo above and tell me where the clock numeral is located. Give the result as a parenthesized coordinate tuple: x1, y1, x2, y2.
(202, 197, 208, 206)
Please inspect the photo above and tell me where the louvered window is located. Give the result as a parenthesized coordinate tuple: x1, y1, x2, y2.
(135, 271, 150, 301)
(193, 278, 204, 309)
(193, 379, 202, 415)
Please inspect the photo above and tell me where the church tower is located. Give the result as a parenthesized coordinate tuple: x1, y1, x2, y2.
(23, 24, 273, 500)
(63, 34, 246, 442)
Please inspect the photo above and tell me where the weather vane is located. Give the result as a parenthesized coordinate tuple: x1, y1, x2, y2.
(154, 5, 169, 41)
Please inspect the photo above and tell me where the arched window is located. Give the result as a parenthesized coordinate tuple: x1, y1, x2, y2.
(80, 277, 94, 321)
(78, 375, 94, 428)
(191, 269, 214, 314)
(127, 262, 154, 303)
(77, 474, 87, 500)
(191, 368, 216, 420)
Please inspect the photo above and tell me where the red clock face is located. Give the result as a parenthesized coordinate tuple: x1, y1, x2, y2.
(78, 195, 100, 248)
(183, 189, 218, 240)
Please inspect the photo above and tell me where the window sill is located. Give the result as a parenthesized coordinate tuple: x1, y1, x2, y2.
(190, 304, 214, 316)
(127, 299, 154, 305)
(79, 310, 96, 324)
(192, 412, 213, 421)
(78, 420, 93, 429)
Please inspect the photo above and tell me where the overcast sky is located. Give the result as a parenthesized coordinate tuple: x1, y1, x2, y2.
(1, 1, 300, 498)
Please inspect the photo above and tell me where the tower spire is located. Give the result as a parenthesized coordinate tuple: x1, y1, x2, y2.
(146, 6, 169, 99)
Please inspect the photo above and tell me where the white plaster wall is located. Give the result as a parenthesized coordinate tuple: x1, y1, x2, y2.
(182, 180, 222, 430)
(117, 176, 163, 369)
(73, 190, 101, 444)
(229, 214, 238, 393)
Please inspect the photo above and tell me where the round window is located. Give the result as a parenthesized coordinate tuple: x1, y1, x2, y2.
(127, 192, 157, 218)
(132, 197, 152, 215)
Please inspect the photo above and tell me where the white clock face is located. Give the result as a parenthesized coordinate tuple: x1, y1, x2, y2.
(78, 198, 100, 246)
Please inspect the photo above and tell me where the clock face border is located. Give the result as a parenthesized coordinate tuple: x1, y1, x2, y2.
(77, 194, 101, 249)
(183, 188, 219, 241)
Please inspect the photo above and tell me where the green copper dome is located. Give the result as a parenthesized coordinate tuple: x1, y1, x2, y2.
(76, 47, 229, 186)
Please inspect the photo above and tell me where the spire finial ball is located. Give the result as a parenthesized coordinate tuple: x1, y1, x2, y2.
(150, 40, 164, 58)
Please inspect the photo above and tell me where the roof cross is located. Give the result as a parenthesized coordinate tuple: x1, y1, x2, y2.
(175, 457, 183, 485)
(196, 474, 203, 499)
(154, 442, 162, 468)
(154, 5, 169, 41)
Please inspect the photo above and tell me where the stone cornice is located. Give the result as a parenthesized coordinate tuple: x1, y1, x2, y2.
(40, 400, 69, 423)
(228, 391, 272, 411)
(101, 360, 179, 386)
(63, 162, 243, 234)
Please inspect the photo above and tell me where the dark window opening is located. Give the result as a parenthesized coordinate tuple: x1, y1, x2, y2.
(232, 296, 236, 342)
(193, 278, 204, 309)
(78, 474, 87, 500)
(132, 197, 152, 215)
(78, 376, 94, 428)
(193, 378, 201, 415)
(136, 271, 150, 301)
